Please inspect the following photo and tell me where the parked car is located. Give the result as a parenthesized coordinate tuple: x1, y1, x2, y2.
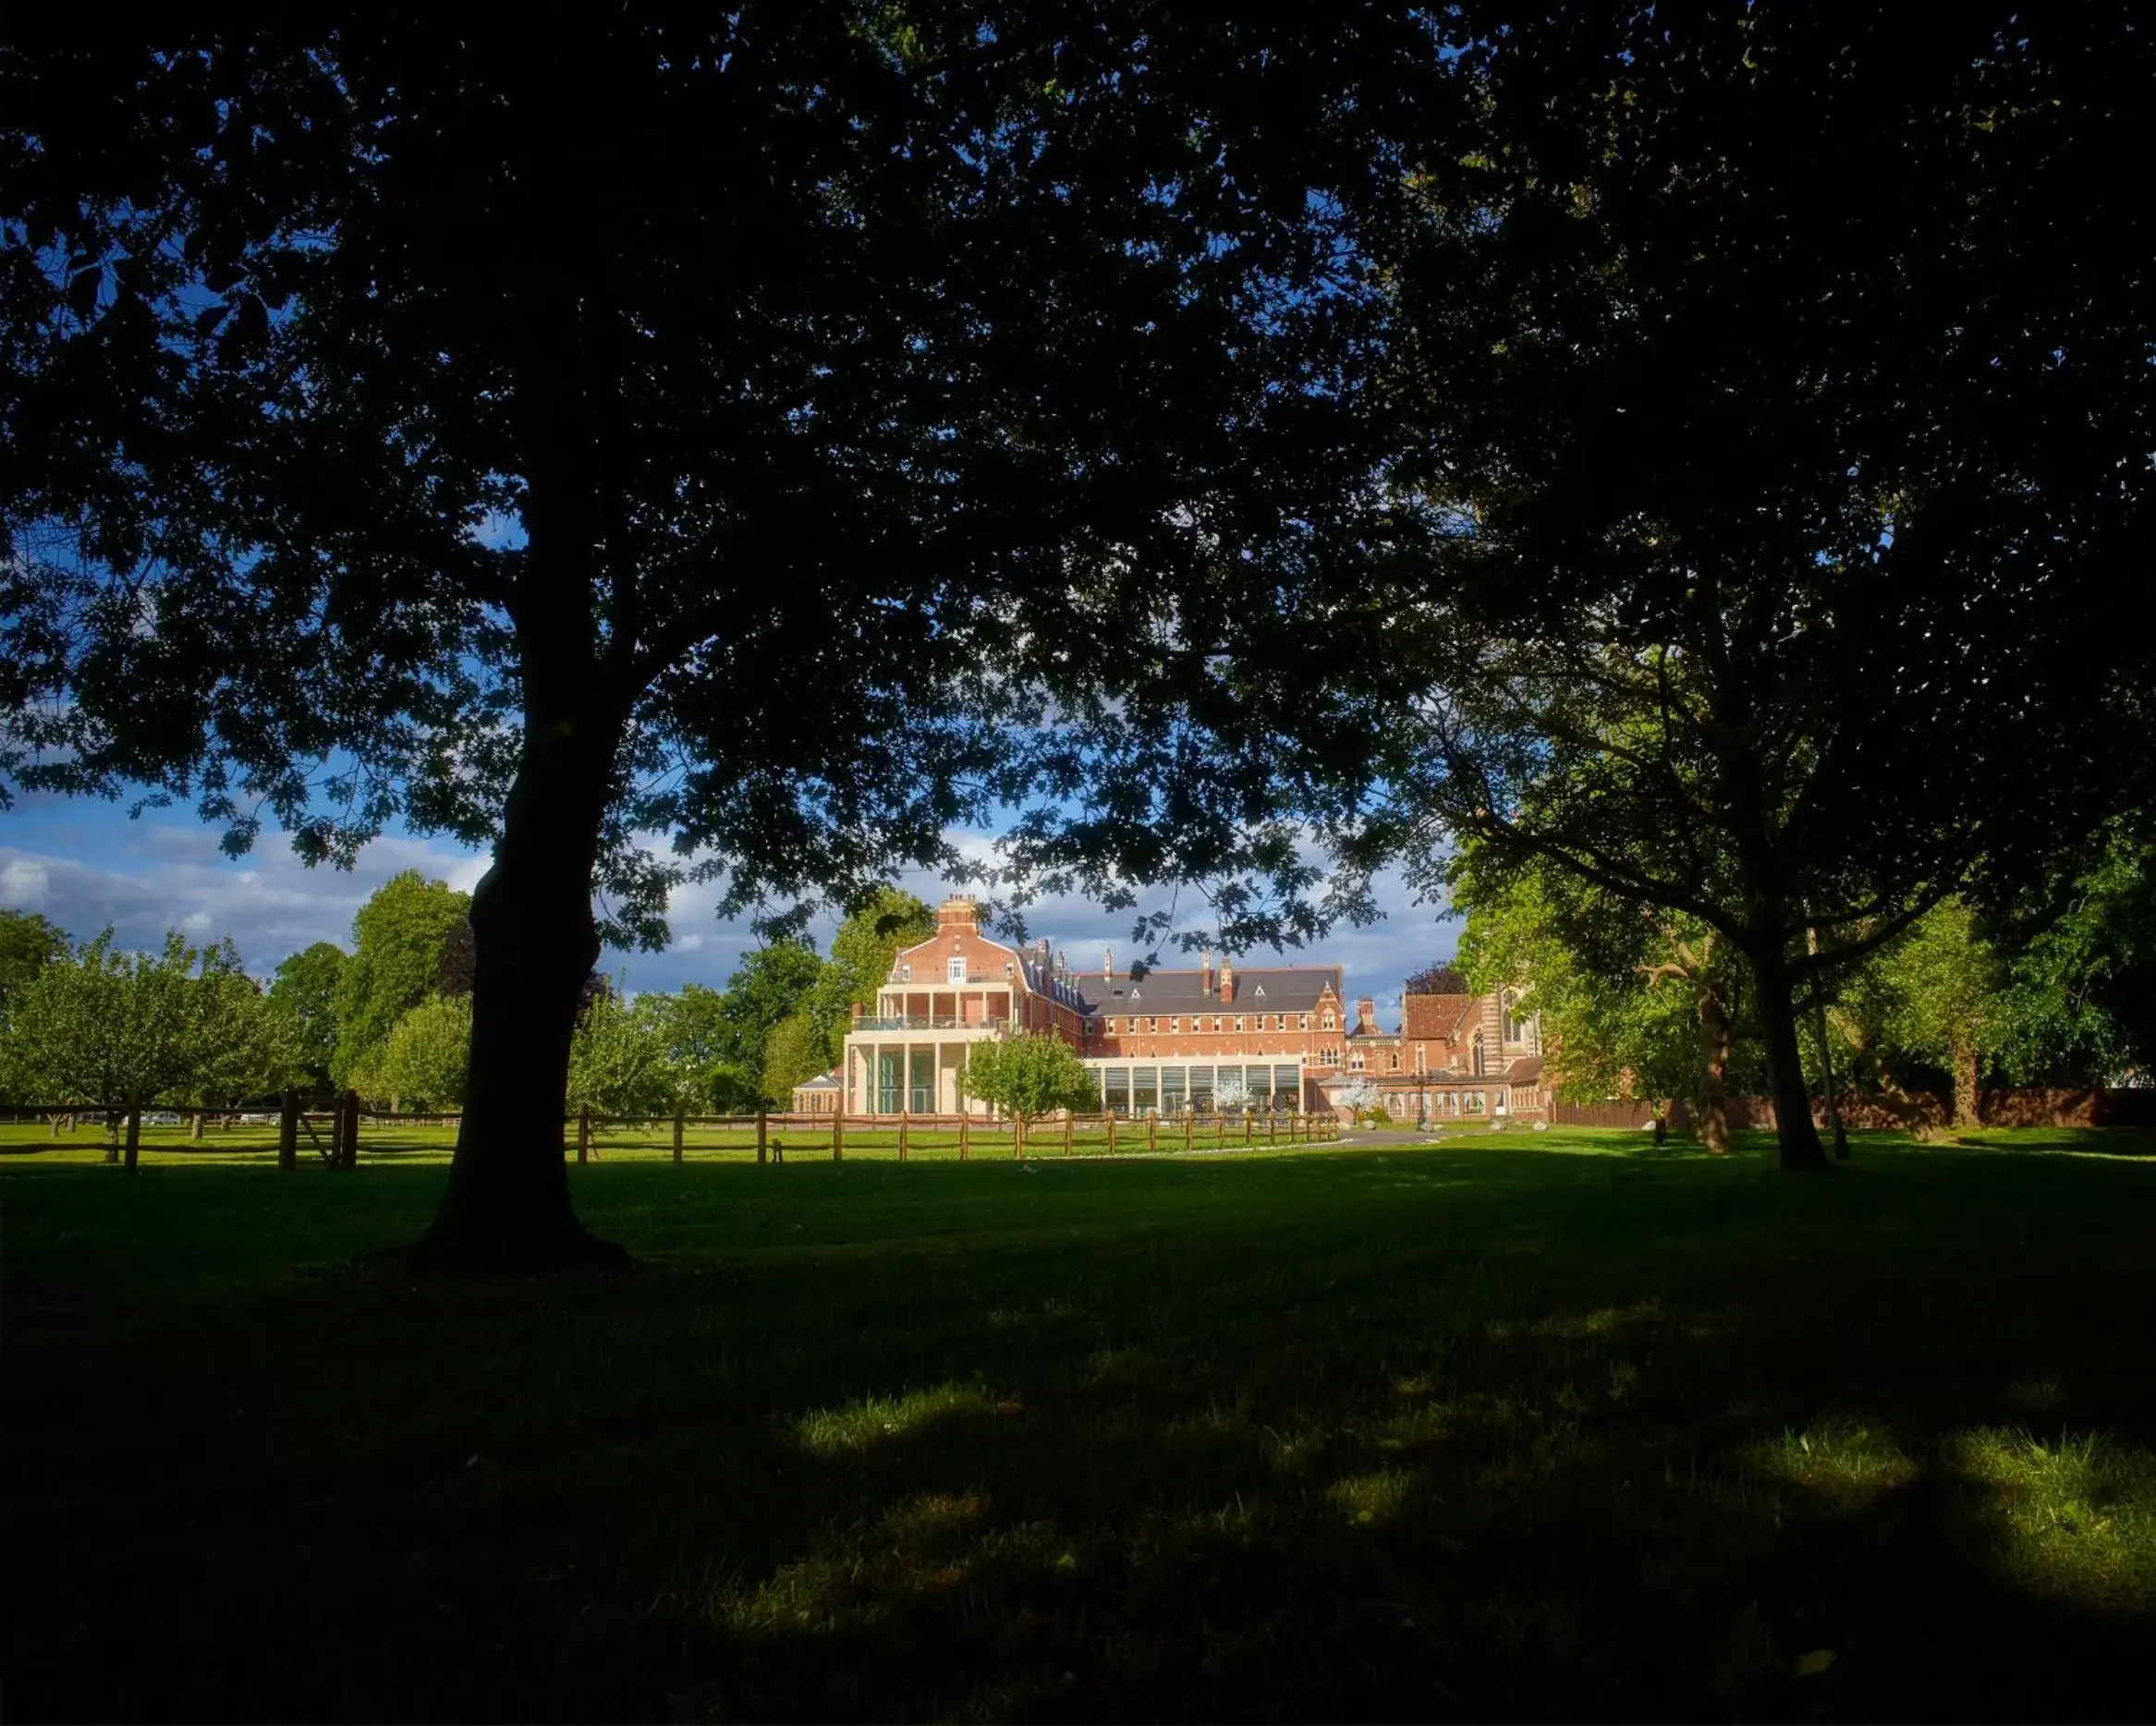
(146, 1112, 184, 1127)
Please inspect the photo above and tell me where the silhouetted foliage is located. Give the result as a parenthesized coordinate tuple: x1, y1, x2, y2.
(2, 8, 1429, 1266)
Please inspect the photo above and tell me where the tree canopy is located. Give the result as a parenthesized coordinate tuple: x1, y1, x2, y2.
(956, 1031, 1098, 1128)
(267, 941, 347, 1094)
(1340, 1, 2156, 1167)
(2, 7, 1429, 1266)
(330, 873, 470, 1087)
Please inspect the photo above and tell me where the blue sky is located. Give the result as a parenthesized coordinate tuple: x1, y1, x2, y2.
(2, 789, 1461, 1024)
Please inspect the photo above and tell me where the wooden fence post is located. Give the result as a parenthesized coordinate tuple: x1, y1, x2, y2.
(577, 1102, 591, 1165)
(340, 1089, 360, 1170)
(1148, 1114, 1157, 1153)
(674, 1106, 686, 1164)
(1015, 1117, 1026, 1160)
(1184, 1113, 1194, 1153)
(833, 1113, 843, 1162)
(1268, 1112, 1276, 1146)
(1244, 1113, 1253, 1145)
(278, 1089, 298, 1173)
(757, 1109, 769, 1166)
(959, 1114, 969, 1161)
(1064, 1113, 1074, 1156)
(898, 1115, 908, 1161)
(1107, 1114, 1116, 1156)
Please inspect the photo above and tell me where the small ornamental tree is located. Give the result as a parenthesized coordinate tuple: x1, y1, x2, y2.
(1872, 899, 2004, 1129)
(185, 942, 303, 1129)
(0, 930, 201, 1169)
(1212, 1075, 1253, 1116)
(956, 1034, 1098, 1136)
(566, 989, 684, 1121)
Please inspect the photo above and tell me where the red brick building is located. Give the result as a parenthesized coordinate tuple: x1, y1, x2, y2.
(839, 893, 1541, 1121)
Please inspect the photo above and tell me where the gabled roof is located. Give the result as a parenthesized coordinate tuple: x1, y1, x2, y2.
(793, 1071, 843, 1090)
(1091, 965, 1342, 1016)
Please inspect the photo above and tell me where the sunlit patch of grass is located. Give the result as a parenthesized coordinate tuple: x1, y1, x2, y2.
(880, 1489, 988, 1550)
(1327, 1468, 1419, 1525)
(792, 1382, 998, 1457)
(1947, 1428, 2156, 1611)
(1747, 1417, 1918, 1512)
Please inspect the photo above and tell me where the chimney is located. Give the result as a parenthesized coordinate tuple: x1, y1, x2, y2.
(1219, 954, 1236, 1003)
(851, 1001, 863, 1021)
(1035, 937, 1051, 975)
(1102, 946, 1114, 981)
(1356, 996, 1377, 1035)
(1055, 948, 1067, 978)
(1200, 944, 1213, 993)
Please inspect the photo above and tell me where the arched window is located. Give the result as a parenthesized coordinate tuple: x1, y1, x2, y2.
(1503, 990, 1529, 1045)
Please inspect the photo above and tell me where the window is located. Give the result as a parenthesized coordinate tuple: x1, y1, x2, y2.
(1298, 1014, 1310, 1030)
(1212, 1016, 1224, 1033)
(1147, 1016, 1158, 1033)
(1415, 1042, 1426, 1073)
(948, 955, 966, 982)
(899, 964, 911, 980)
(1349, 1050, 1365, 1070)
(1503, 990, 1529, 1044)
(1322, 1011, 1335, 1030)
(1234, 1016, 1244, 1033)
(1171, 1016, 1182, 1034)
(1389, 1052, 1400, 1071)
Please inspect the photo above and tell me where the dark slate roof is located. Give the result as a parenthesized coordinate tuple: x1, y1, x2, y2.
(1020, 958, 1095, 1014)
(1089, 966, 1342, 1016)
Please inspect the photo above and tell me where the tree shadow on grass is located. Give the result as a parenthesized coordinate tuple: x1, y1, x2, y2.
(687, 1362, 2150, 1720)
(6, 1148, 2152, 1722)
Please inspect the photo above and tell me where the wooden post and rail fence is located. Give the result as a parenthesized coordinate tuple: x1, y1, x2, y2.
(5, 1100, 1341, 1167)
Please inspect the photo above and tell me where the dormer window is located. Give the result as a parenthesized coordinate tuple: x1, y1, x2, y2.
(1322, 1012, 1335, 1030)
(1171, 1016, 1182, 1034)
(900, 964, 911, 980)
(948, 955, 965, 982)
(1253, 983, 1266, 998)
(1234, 1016, 1244, 1033)
(1298, 1014, 1310, 1030)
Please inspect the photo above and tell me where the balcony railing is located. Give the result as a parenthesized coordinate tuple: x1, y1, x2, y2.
(852, 1015, 1009, 1033)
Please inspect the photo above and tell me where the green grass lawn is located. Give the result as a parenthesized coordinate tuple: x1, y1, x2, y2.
(5, 1127, 2153, 1721)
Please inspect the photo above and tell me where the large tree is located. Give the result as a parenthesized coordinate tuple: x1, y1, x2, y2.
(331, 872, 471, 1086)
(0, 907, 70, 1020)
(1344, 1, 2156, 1168)
(2, 9, 1423, 1267)
(266, 940, 347, 1095)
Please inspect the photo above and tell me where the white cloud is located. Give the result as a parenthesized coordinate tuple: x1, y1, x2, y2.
(2, 821, 1456, 1025)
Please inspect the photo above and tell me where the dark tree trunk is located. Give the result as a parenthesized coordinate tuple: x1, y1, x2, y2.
(123, 1100, 142, 1174)
(104, 1110, 119, 1163)
(1696, 977, 1732, 1155)
(412, 700, 628, 1274)
(1651, 1105, 1669, 1146)
(1754, 957, 1829, 1171)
